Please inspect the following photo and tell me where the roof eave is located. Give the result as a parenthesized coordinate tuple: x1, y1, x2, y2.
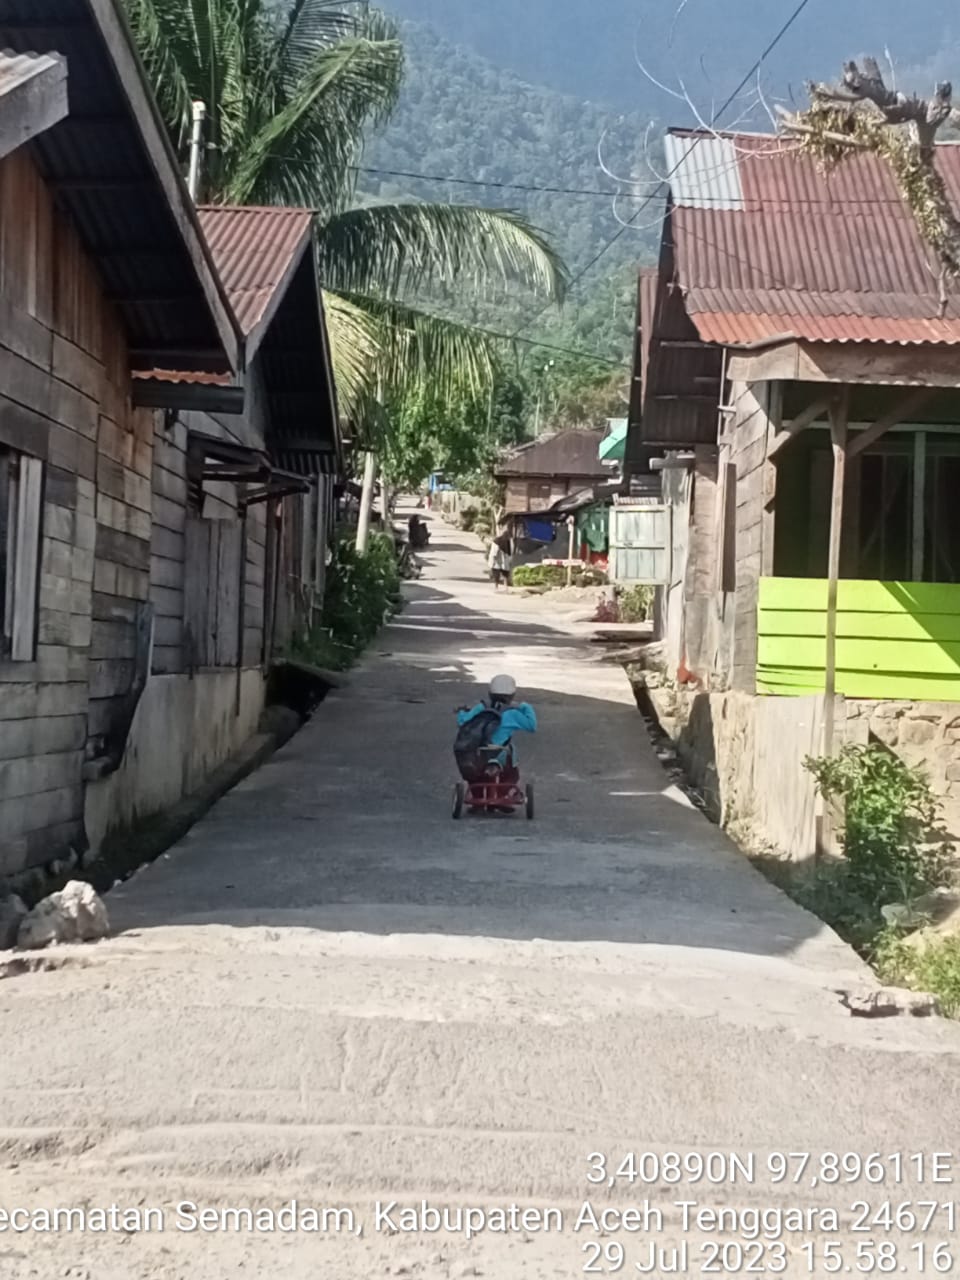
(88, 0, 243, 373)
(242, 222, 314, 362)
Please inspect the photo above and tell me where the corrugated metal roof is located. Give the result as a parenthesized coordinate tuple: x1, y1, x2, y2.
(496, 429, 609, 478)
(664, 132, 744, 210)
(0, 2, 239, 373)
(0, 49, 67, 158)
(667, 129, 960, 346)
(198, 206, 314, 345)
(131, 369, 232, 386)
(690, 311, 960, 346)
(0, 48, 60, 94)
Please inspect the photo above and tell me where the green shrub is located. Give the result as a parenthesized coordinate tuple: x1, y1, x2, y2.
(459, 507, 479, 532)
(321, 533, 401, 654)
(874, 931, 960, 1018)
(804, 745, 951, 909)
(617, 584, 654, 623)
(511, 563, 608, 590)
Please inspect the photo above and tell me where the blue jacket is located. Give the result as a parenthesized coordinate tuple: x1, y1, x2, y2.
(457, 700, 537, 764)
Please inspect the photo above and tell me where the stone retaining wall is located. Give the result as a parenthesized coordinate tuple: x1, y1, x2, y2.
(642, 674, 960, 859)
(845, 700, 960, 835)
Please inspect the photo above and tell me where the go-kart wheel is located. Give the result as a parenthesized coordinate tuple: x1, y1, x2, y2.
(525, 782, 534, 820)
(452, 783, 466, 820)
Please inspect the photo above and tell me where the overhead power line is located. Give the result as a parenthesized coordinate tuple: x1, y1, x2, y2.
(470, 326, 620, 366)
(352, 165, 659, 198)
(510, 0, 814, 337)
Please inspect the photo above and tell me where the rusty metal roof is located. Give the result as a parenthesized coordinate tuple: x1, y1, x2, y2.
(198, 206, 314, 354)
(496, 429, 609, 478)
(200, 205, 341, 477)
(668, 129, 960, 346)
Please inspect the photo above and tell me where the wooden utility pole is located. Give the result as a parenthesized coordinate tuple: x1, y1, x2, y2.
(822, 387, 849, 761)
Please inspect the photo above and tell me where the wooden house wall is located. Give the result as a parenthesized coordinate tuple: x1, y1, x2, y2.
(724, 380, 777, 693)
(502, 475, 588, 514)
(160, 395, 269, 677)
(0, 147, 150, 873)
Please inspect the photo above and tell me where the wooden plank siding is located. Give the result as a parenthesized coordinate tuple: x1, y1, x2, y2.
(0, 146, 153, 872)
(728, 381, 775, 693)
(758, 578, 960, 701)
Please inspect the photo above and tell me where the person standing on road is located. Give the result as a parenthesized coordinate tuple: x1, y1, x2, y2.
(488, 528, 512, 589)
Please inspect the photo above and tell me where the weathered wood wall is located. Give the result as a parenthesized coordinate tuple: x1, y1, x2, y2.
(0, 146, 333, 884)
(502, 475, 596, 514)
(724, 380, 776, 693)
(0, 148, 120, 874)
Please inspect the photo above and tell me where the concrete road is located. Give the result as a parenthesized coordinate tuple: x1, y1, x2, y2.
(2, 516, 960, 1279)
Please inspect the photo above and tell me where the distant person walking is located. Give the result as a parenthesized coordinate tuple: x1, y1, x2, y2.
(488, 529, 512, 589)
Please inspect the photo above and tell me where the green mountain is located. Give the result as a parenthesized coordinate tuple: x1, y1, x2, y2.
(359, 22, 660, 367)
(378, 0, 958, 115)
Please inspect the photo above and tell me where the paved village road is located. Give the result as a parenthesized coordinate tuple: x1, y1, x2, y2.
(3, 515, 960, 1279)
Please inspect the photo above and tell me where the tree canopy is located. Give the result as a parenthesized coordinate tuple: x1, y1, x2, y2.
(123, 0, 569, 414)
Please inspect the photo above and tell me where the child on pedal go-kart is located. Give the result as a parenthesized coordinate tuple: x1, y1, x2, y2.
(454, 674, 537, 785)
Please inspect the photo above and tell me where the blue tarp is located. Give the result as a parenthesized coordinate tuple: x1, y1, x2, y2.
(522, 518, 555, 543)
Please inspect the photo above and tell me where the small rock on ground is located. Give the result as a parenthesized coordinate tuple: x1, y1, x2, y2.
(839, 986, 940, 1017)
(17, 881, 110, 950)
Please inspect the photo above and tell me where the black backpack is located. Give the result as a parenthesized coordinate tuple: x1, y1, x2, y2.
(454, 708, 502, 765)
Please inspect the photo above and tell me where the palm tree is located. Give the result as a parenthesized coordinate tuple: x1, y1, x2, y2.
(123, 0, 567, 413)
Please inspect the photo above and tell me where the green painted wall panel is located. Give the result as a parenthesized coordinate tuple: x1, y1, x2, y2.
(758, 635, 960, 675)
(758, 610, 960, 643)
(757, 577, 960, 701)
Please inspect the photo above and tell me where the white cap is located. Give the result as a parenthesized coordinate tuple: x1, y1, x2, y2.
(489, 674, 516, 698)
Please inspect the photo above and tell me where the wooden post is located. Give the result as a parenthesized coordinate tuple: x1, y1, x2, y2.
(822, 387, 849, 762)
(320, 476, 330, 609)
(761, 383, 782, 577)
(235, 507, 247, 716)
(566, 517, 576, 586)
(913, 431, 926, 582)
(355, 450, 377, 555)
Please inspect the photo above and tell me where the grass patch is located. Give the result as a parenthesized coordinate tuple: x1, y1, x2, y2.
(512, 563, 607, 589)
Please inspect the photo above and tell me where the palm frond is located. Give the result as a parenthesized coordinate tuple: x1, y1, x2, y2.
(274, 0, 377, 85)
(121, 0, 195, 144)
(317, 202, 569, 302)
(344, 292, 500, 403)
(225, 33, 404, 207)
(323, 289, 383, 420)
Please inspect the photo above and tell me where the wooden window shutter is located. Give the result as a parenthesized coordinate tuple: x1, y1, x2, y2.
(11, 456, 43, 661)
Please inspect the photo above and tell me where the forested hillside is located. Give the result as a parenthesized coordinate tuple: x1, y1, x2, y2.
(360, 22, 659, 365)
(381, 0, 958, 114)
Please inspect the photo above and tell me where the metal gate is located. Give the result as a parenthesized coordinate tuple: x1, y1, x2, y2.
(609, 503, 672, 584)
